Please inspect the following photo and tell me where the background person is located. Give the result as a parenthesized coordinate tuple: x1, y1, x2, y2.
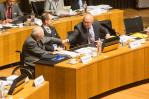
(41, 12, 64, 51)
(44, 0, 64, 14)
(0, 0, 23, 23)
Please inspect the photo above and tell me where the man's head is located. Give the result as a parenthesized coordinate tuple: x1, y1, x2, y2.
(83, 14, 94, 29)
(41, 12, 52, 26)
(6, 0, 15, 6)
(31, 27, 44, 41)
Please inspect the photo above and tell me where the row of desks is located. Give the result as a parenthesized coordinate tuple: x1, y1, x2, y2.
(0, 9, 124, 66)
(35, 41, 149, 99)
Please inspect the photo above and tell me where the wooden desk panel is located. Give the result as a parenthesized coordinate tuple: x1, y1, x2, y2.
(0, 27, 33, 66)
(36, 43, 149, 99)
(8, 81, 49, 99)
(52, 21, 71, 39)
(145, 46, 149, 78)
(109, 9, 125, 35)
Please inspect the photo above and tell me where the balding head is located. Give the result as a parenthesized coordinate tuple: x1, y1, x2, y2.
(83, 14, 94, 29)
(31, 26, 44, 41)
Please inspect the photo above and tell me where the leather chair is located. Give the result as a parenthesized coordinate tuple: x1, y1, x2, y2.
(124, 16, 144, 34)
(31, 1, 44, 16)
(99, 20, 117, 36)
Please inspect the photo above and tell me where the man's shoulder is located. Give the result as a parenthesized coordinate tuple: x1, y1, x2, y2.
(93, 20, 100, 24)
(25, 36, 36, 44)
(0, 2, 5, 7)
(13, 3, 20, 8)
(75, 22, 83, 29)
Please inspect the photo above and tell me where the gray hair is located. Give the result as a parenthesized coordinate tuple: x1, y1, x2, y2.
(31, 26, 44, 40)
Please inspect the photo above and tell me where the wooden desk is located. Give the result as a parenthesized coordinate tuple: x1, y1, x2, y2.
(0, 9, 123, 67)
(0, 26, 34, 66)
(7, 80, 49, 99)
(36, 42, 149, 99)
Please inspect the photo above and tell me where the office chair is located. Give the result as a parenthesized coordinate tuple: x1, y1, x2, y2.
(11, 51, 34, 79)
(99, 20, 117, 36)
(67, 31, 76, 49)
(31, 1, 44, 16)
(124, 16, 144, 34)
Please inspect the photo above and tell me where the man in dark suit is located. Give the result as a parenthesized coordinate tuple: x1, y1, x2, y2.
(64, 13, 111, 48)
(41, 12, 60, 38)
(22, 26, 63, 67)
(0, 0, 23, 23)
(41, 12, 63, 51)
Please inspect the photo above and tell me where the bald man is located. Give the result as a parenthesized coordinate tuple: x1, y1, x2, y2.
(22, 26, 63, 67)
(67, 14, 111, 48)
(0, 0, 23, 23)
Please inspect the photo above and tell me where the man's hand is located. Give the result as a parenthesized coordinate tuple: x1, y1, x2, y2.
(62, 39, 69, 44)
(2, 19, 13, 24)
(105, 34, 111, 39)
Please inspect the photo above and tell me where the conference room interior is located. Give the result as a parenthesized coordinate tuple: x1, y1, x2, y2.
(1, 0, 149, 99)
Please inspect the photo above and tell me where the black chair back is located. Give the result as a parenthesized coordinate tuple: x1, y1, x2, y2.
(124, 16, 144, 34)
(31, 1, 44, 16)
(99, 20, 117, 36)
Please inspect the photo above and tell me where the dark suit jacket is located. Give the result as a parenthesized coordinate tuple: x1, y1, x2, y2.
(68, 20, 110, 47)
(41, 25, 62, 51)
(0, 2, 23, 20)
(22, 36, 62, 66)
(41, 25, 60, 38)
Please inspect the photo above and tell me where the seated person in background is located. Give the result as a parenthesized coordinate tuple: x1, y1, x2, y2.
(64, 13, 111, 48)
(0, 0, 23, 24)
(44, 0, 64, 15)
(22, 26, 64, 69)
(41, 12, 60, 38)
(41, 12, 63, 51)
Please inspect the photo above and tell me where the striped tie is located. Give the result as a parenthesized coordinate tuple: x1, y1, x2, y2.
(7, 6, 12, 19)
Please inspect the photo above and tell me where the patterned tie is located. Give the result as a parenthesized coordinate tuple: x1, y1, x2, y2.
(7, 6, 12, 19)
(88, 29, 95, 44)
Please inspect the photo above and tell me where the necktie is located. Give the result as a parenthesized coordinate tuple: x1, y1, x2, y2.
(7, 6, 12, 19)
(46, 27, 51, 34)
(88, 28, 95, 44)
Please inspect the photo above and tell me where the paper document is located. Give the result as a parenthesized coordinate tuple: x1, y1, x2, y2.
(131, 32, 148, 38)
(56, 50, 80, 58)
(75, 47, 96, 55)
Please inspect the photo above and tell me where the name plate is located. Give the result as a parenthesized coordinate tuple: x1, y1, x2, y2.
(34, 75, 45, 87)
(129, 40, 141, 49)
(81, 55, 92, 64)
